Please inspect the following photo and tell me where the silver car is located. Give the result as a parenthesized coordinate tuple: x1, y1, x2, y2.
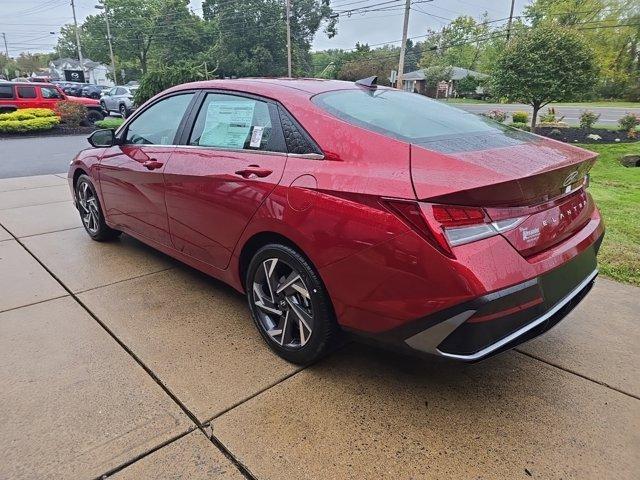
(100, 85, 138, 118)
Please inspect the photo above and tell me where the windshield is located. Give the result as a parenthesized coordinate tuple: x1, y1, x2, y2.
(313, 88, 503, 142)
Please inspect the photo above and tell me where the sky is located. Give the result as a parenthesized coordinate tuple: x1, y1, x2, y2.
(0, 0, 529, 57)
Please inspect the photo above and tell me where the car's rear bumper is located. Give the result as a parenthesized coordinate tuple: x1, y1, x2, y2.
(399, 235, 602, 361)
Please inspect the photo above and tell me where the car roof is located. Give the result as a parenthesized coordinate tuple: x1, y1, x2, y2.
(4, 81, 57, 87)
(167, 78, 386, 99)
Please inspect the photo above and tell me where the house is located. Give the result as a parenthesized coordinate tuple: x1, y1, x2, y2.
(48, 58, 114, 86)
(401, 66, 488, 98)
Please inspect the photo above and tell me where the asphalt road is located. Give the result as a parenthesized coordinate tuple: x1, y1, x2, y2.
(0, 134, 88, 179)
(451, 102, 640, 124)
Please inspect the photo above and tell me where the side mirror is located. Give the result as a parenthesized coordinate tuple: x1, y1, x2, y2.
(88, 128, 116, 148)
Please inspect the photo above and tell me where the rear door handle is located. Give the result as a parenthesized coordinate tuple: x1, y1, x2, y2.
(143, 159, 164, 170)
(235, 166, 273, 178)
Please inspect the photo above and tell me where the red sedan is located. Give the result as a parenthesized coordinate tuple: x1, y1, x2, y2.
(68, 78, 604, 364)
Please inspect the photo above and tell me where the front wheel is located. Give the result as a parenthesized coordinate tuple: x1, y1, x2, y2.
(119, 104, 128, 119)
(246, 244, 338, 365)
(85, 109, 104, 125)
(75, 174, 121, 241)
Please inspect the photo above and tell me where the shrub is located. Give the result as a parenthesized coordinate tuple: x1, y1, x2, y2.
(539, 107, 565, 124)
(512, 111, 529, 123)
(485, 109, 507, 123)
(0, 115, 59, 133)
(618, 113, 640, 138)
(55, 102, 88, 127)
(579, 110, 600, 130)
(511, 122, 530, 131)
(94, 117, 124, 129)
(0, 108, 56, 121)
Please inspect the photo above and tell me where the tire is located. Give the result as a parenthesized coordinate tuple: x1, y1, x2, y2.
(246, 244, 338, 365)
(75, 174, 121, 241)
(85, 109, 104, 125)
(119, 104, 128, 119)
(100, 100, 107, 113)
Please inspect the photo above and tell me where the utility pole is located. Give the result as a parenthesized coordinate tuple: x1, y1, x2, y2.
(1, 33, 8, 58)
(96, 2, 117, 84)
(395, 0, 411, 89)
(506, 0, 516, 42)
(70, 0, 85, 78)
(285, 0, 292, 77)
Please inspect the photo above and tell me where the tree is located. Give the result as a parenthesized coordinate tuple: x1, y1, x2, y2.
(492, 24, 597, 129)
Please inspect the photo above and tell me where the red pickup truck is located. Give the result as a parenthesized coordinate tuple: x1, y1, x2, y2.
(0, 82, 104, 124)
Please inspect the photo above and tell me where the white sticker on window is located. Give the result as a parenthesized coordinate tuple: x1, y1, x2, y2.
(200, 99, 255, 148)
(249, 126, 264, 148)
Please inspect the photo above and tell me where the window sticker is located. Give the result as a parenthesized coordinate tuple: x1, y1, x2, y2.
(249, 126, 264, 148)
(200, 99, 256, 148)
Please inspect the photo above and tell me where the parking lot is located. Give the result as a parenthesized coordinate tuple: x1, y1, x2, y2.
(0, 168, 638, 479)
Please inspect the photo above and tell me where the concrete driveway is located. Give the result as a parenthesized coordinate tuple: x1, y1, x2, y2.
(0, 173, 638, 479)
(450, 102, 640, 125)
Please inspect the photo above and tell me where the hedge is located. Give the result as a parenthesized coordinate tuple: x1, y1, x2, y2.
(0, 108, 57, 121)
(0, 115, 60, 133)
(94, 117, 124, 129)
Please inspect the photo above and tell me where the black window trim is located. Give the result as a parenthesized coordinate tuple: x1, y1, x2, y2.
(116, 90, 201, 146)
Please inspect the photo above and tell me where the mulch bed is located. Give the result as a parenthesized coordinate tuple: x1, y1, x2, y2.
(536, 126, 636, 144)
(0, 125, 95, 139)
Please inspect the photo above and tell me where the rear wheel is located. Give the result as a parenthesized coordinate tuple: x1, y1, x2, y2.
(85, 109, 104, 125)
(75, 174, 121, 241)
(246, 244, 338, 365)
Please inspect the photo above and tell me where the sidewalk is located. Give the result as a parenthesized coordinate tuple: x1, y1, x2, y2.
(1, 174, 638, 479)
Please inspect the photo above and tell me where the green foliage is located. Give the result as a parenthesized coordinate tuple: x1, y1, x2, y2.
(618, 113, 640, 137)
(0, 115, 59, 133)
(579, 110, 601, 130)
(55, 102, 88, 127)
(0, 108, 56, 121)
(456, 75, 481, 94)
(511, 111, 529, 123)
(492, 24, 597, 128)
(510, 122, 530, 131)
(135, 61, 207, 105)
(94, 117, 124, 129)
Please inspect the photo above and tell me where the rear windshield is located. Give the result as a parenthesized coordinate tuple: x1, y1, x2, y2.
(312, 89, 502, 142)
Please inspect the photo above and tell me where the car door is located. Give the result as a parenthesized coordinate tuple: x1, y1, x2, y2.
(164, 91, 288, 269)
(97, 92, 197, 246)
(16, 85, 38, 108)
(104, 87, 117, 111)
(39, 85, 64, 110)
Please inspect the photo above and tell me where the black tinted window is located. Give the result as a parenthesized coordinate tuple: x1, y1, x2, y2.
(125, 93, 194, 145)
(0, 85, 13, 99)
(313, 89, 498, 141)
(17, 86, 36, 98)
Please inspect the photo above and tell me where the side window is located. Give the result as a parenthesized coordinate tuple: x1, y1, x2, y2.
(0, 85, 14, 99)
(108, 87, 117, 96)
(125, 93, 194, 145)
(116, 87, 126, 95)
(41, 87, 62, 99)
(278, 106, 323, 156)
(189, 93, 277, 151)
(17, 86, 37, 99)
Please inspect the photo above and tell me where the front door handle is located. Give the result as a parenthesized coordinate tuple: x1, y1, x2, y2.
(235, 166, 273, 178)
(143, 159, 164, 170)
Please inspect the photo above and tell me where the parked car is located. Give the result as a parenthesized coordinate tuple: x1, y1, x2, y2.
(0, 82, 104, 124)
(100, 85, 138, 118)
(60, 81, 86, 97)
(82, 84, 110, 99)
(68, 78, 604, 364)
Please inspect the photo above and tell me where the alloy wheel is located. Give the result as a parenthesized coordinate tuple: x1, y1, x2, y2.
(77, 181, 100, 235)
(252, 258, 314, 349)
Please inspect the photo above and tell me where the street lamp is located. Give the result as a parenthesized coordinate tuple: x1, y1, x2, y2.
(95, 2, 118, 85)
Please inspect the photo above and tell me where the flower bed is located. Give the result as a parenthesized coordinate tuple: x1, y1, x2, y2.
(0, 108, 60, 133)
(534, 126, 637, 143)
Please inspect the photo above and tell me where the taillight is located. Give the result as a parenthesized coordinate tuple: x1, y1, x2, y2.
(384, 199, 527, 257)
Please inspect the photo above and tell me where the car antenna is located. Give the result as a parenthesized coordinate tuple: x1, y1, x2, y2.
(355, 76, 377, 89)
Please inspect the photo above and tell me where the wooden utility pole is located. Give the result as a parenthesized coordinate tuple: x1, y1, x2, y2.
(506, 0, 516, 42)
(395, 0, 411, 89)
(70, 0, 85, 75)
(1, 33, 8, 58)
(285, 0, 292, 77)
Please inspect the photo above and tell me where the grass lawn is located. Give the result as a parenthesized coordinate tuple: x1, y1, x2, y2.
(580, 142, 640, 286)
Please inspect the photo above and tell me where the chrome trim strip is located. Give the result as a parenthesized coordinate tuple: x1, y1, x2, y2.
(434, 269, 598, 361)
(287, 152, 324, 160)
